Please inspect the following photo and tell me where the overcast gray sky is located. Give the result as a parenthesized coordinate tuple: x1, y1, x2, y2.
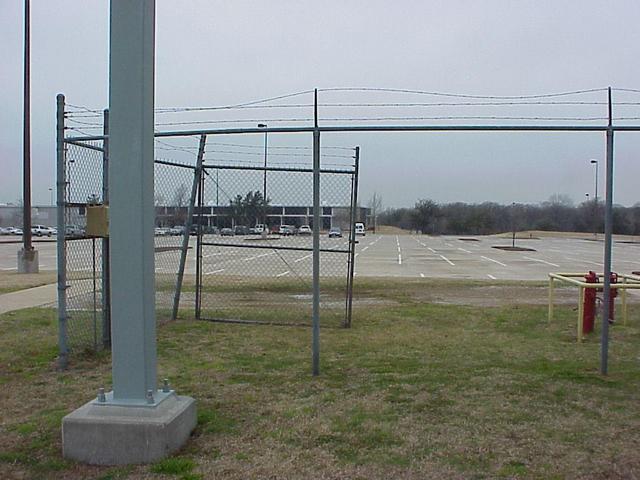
(1, 0, 640, 208)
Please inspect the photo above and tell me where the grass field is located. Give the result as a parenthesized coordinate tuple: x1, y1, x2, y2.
(1, 280, 640, 479)
(0, 271, 57, 295)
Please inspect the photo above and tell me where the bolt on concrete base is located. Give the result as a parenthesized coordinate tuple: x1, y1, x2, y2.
(62, 391, 196, 465)
(17, 248, 39, 273)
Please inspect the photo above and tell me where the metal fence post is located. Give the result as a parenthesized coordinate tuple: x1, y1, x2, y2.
(312, 89, 321, 376)
(345, 147, 360, 328)
(173, 134, 206, 321)
(600, 87, 615, 375)
(56, 93, 68, 370)
(195, 168, 205, 319)
(102, 108, 111, 347)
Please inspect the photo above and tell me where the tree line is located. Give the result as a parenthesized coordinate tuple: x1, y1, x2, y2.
(378, 195, 640, 236)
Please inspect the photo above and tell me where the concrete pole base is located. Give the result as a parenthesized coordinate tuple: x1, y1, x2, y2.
(62, 391, 196, 465)
(17, 248, 39, 273)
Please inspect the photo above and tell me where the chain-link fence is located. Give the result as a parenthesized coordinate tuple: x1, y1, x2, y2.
(59, 138, 198, 357)
(61, 141, 108, 353)
(58, 98, 359, 364)
(195, 162, 358, 328)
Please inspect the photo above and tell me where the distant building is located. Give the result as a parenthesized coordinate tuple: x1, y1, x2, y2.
(0, 205, 370, 231)
(160, 205, 370, 230)
(0, 205, 56, 227)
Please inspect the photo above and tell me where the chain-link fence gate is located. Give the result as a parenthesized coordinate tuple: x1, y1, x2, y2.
(57, 95, 360, 367)
(194, 160, 359, 328)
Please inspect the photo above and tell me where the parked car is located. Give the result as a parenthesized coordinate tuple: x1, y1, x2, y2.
(279, 225, 296, 236)
(203, 225, 219, 235)
(168, 226, 185, 236)
(9, 227, 23, 235)
(220, 228, 234, 236)
(328, 227, 342, 238)
(355, 222, 366, 236)
(65, 224, 85, 237)
(32, 225, 55, 237)
(0, 227, 11, 235)
(254, 224, 267, 234)
(298, 225, 312, 235)
(234, 225, 250, 235)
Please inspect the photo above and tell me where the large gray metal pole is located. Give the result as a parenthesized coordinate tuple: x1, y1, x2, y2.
(173, 134, 206, 321)
(312, 89, 321, 376)
(22, 0, 32, 252)
(56, 94, 68, 370)
(600, 87, 614, 375)
(102, 109, 111, 348)
(109, 0, 157, 402)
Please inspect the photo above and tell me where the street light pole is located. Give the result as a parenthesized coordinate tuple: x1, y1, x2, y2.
(590, 159, 599, 204)
(590, 159, 599, 237)
(258, 123, 268, 231)
(18, 0, 38, 273)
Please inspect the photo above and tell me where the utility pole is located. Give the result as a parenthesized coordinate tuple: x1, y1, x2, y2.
(511, 202, 516, 248)
(62, 0, 196, 464)
(18, 0, 38, 273)
(258, 123, 268, 233)
(590, 159, 599, 238)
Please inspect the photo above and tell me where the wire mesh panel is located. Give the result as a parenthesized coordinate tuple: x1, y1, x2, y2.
(60, 140, 199, 354)
(63, 141, 108, 352)
(153, 160, 199, 321)
(196, 163, 357, 328)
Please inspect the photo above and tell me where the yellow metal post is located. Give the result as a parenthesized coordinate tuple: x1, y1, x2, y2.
(621, 277, 628, 325)
(548, 277, 555, 324)
(577, 286, 584, 343)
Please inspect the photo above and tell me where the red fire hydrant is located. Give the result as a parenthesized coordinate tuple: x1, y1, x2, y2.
(608, 272, 618, 323)
(583, 271, 598, 334)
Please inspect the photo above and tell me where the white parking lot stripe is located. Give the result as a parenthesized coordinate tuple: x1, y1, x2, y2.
(487, 274, 497, 280)
(243, 252, 274, 262)
(205, 268, 225, 275)
(276, 271, 290, 277)
(439, 255, 455, 266)
(522, 256, 559, 267)
(294, 254, 312, 263)
(566, 257, 604, 267)
(458, 247, 472, 254)
(481, 256, 507, 267)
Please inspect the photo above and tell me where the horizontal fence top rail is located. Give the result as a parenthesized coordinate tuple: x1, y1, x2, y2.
(202, 163, 354, 175)
(64, 123, 640, 142)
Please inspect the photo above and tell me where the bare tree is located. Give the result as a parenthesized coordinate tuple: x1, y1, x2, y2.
(154, 193, 165, 206)
(412, 199, 440, 234)
(171, 183, 189, 226)
(11, 198, 24, 227)
(368, 192, 383, 233)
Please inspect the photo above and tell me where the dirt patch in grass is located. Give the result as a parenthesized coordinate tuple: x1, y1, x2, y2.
(354, 278, 584, 308)
(0, 271, 57, 294)
(2, 284, 640, 479)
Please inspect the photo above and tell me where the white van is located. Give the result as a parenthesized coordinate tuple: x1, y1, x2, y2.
(355, 222, 366, 236)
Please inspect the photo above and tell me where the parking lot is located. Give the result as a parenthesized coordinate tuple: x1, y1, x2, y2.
(1, 233, 639, 281)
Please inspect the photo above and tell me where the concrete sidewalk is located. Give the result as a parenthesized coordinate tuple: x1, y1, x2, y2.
(0, 283, 57, 315)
